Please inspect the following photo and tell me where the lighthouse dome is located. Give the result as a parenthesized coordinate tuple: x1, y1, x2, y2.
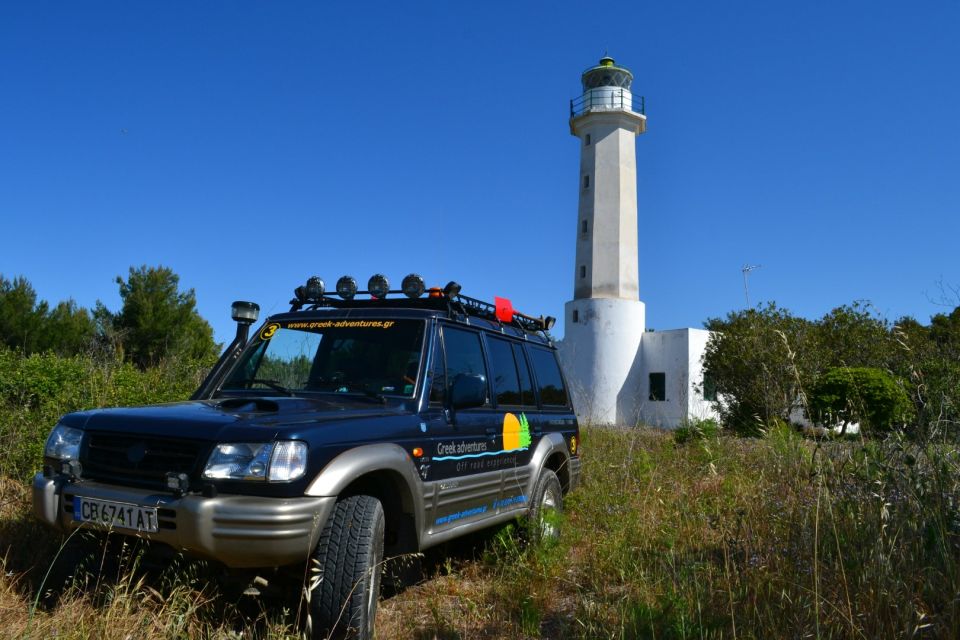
(581, 56, 634, 91)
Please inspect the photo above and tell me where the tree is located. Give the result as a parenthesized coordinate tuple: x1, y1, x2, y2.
(703, 303, 819, 434)
(814, 302, 895, 371)
(107, 265, 217, 368)
(0, 275, 48, 352)
(37, 299, 96, 356)
(0, 275, 95, 355)
(808, 367, 915, 436)
(894, 308, 960, 435)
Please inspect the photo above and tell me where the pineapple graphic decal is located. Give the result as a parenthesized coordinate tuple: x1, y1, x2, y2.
(502, 412, 532, 451)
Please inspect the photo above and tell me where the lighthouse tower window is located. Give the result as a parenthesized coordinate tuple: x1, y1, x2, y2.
(585, 134, 591, 146)
(582, 174, 590, 190)
(581, 219, 588, 236)
(579, 265, 586, 279)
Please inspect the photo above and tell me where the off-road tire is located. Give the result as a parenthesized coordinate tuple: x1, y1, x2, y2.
(307, 495, 385, 640)
(528, 469, 563, 543)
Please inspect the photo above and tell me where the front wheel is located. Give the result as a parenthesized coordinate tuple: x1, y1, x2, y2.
(528, 469, 563, 543)
(307, 495, 385, 640)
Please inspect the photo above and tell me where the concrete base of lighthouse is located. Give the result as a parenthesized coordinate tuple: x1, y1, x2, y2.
(558, 298, 646, 426)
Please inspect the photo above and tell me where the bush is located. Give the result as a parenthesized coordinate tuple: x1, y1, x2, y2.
(809, 367, 915, 437)
(703, 303, 818, 435)
(0, 348, 211, 481)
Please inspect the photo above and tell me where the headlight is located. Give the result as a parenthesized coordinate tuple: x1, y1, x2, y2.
(202, 441, 308, 482)
(44, 424, 83, 461)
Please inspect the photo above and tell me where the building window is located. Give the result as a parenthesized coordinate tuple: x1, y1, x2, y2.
(703, 373, 717, 401)
(579, 265, 586, 279)
(582, 174, 590, 189)
(649, 372, 666, 402)
(585, 134, 591, 146)
(572, 309, 579, 323)
(581, 219, 588, 235)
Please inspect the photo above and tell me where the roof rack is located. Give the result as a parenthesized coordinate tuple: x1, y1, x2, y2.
(286, 276, 556, 335)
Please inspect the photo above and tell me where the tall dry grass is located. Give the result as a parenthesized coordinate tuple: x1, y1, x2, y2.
(0, 343, 957, 639)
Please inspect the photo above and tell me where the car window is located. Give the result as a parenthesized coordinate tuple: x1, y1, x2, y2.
(428, 336, 446, 404)
(442, 326, 489, 404)
(528, 346, 569, 407)
(220, 320, 424, 397)
(487, 337, 522, 406)
(512, 343, 537, 408)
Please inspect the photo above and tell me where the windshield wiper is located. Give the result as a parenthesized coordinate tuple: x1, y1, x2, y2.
(246, 378, 296, 396)
(334, 381, 387, 404)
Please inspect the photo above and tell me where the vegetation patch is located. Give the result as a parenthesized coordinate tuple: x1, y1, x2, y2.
(3, 422, 958, 638)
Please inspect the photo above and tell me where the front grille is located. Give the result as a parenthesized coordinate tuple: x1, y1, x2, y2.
(81, 431, 210, 489)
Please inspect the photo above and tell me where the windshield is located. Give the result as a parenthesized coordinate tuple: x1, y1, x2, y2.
(219, 319, 425, 398)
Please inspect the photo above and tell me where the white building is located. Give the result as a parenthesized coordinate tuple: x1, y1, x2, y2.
(558, 57, 718, 428)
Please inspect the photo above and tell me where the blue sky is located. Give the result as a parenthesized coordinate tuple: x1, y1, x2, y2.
(2, 1, 958, 345)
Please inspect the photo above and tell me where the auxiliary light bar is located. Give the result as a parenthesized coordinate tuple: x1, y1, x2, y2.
(288, 273, 556, 333)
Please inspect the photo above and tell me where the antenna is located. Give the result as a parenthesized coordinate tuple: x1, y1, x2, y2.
(741, 264, 762, 307)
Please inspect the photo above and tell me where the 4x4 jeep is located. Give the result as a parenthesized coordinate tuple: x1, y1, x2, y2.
(33, 274, 581, 639)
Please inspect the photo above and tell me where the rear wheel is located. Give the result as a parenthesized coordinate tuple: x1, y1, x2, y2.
(528, 469, 563, 543)
(307, 495, 385, 640)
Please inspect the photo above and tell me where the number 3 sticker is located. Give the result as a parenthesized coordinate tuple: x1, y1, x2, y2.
(259, 323, 280, 340)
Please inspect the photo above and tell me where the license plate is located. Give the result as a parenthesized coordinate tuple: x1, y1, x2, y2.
(73, 497, 159, 533)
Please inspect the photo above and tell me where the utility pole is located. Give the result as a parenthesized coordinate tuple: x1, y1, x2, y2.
(742, 264, 761, 307)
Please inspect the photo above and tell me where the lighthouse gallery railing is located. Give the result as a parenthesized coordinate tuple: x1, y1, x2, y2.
(570, 89, 645, 118)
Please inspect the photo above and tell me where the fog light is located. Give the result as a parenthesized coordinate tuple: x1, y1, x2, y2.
(165, 472, 190, 496)
(305, 276, 325, 300)
(336, 276, 358, 300)
(402, 273, 425, 298)
(60, 460, 82, 479)
(368, 274, 390, 299)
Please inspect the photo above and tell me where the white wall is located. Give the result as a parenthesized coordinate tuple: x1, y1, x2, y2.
(558, 297, 645, 426)
(637, 328, 718, 428)
(685, 328, 717, 423)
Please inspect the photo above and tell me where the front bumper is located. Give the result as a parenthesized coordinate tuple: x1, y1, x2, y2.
(33, 474, 335, 569)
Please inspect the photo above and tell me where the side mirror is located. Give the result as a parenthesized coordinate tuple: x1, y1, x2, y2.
(450, 374, 487, 410)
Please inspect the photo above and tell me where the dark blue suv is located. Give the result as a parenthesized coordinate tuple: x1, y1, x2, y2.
(33, 274, 581, 639)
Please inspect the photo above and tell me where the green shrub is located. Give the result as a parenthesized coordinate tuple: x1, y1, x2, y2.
(0, 348, 211, 481)
(809, 367, 915, 437)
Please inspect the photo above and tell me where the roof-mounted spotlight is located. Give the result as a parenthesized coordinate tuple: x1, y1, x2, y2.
(336, 276, 357, 300)
(443, 281, 462, 297)
(368, 274, 390, 299)
(402, 273, 426, 299)
(543, 316, 556, 331)
(305, 276, 325, 300)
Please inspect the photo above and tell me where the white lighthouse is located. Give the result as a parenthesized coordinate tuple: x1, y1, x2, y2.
(559, 57, 717, 428)
(561, 56, 648, 425)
